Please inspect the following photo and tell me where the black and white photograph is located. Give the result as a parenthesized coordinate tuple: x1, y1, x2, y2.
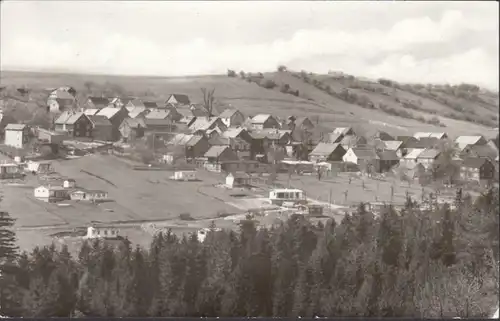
(0, 0, 499, 318)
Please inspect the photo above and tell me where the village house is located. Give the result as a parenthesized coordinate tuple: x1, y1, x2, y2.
(309, 143, 346, 163)
(143, 119, 176, 133)
(0, 112, 16, 140)
(373, 130, 395, 141)
(83, 109, 99, 116)
(250, 114, 280, 130)
(109, 97, 132, 108)
(220, 160, 266, 174)
(88, 115, 113, 141)
(399, 162, 426, 181)
(34, 185, 70, 203)
(219, 109, 245, 128)
(70, 189, 109, 202)
(226, 172, 251, 188)
(47, 98, 76, 113)
(184, 135, 210, 159)
(332, 127, 356, 136)
(285, 116, 315, 131)
(460, 157, 496, 184)
(47, 87, 76, 112)
(171, 168, 197, 181)
(85, 226, 120, 239)
(414, 132, 448, 140)
(415, 149, 442, 169)
(328, 132, 345, 144)
(166, 94, 191, 106)
(0, 163, 24, 179)
(379, 140, 404, 155)
(454, 135, 488, 151)
(125, 99, 146, 110)
(252, 129, 291, 149)
(37, 128, 66, 145)
(189, 117, 227, 134)
(203, 145, 238, 172)
(119, 118, 146, 142)
(84, 97, 111, 110)
(26, 160, 53, 174)
(375, 150, 400, 173)
(63, 178, 76, 189)
(126, 107, 148, 119)
(176, 109, 198, 126)
(4, 124, 30, 148)
(210, 135, 251, 159)
(400, 148, 426, 167)
(342, 147, 379, 172)
(96, 106, 129, 141)
(145, 109, 182, 123)
(54, 111, 93, 138)
(340, 135, 368, 150)
(459, 143, 498, 161)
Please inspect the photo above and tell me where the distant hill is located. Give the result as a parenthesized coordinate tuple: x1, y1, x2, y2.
(0, 69, 498, 138)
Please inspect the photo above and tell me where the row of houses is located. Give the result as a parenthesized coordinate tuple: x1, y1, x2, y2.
(33, 177, 109, 203)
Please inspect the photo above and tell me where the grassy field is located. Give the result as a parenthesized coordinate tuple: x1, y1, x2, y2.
(1, 70, 498, 138)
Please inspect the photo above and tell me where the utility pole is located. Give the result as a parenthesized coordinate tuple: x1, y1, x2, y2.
(329, 187, 332, 216)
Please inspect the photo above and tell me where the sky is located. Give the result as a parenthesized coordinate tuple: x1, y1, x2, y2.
(1, 1, 498, 90)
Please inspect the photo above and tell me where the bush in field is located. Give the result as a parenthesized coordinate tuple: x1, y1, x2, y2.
(277, 65, 287, 72)
(259, 79, 277, 89)
(227, 69, 237, 77)
(280, 83, 290, 93)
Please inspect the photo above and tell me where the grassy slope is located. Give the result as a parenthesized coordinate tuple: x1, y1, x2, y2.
(1, 70, 498, 138)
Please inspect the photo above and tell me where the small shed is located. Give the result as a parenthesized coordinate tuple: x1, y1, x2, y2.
(269, 188, 306, 206)
(226, 172, 251, 188)
(171, 170, 197, 181)
(26, 161, 53, 174)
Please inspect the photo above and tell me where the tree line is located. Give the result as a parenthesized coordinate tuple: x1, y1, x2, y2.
(0, 188, 498, 317)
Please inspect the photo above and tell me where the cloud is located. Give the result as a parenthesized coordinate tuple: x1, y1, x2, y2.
(1, 3, 498, 90)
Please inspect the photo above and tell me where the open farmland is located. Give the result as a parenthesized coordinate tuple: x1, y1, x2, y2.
(50, 154, 240, 220)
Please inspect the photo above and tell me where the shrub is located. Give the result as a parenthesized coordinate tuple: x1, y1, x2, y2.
(259, 79, 277, 89)
(239, 71, 246, 79)
(227, 69, 237, 77)
(280, 83, 290, 93)
(277, 65, 287, 72)
(179, 212, 194, 221)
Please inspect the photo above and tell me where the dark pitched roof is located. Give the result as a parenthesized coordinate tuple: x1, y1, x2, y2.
(310, 143, 343, 157)
(219, 109, 240, 118)
(169, 94, 191, 105)
(88, 115, 112, 126)
(462, 157, 490, 168)
(143, 101, 158, 108)
(376, 150, 399, 161)
(144, 119, 173, 127)
(351, 148, 378, 159)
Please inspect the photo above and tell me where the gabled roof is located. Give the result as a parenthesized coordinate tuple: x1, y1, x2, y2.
(404, 148, 426, 159)
(192, 108, 209, 117)
(376, 150, 399, 161)
(143, 118, 173, 127)
(169, 133, 194, 145)
(127, 99, 145, 108)
(222, 127, 245, 139)
(416, 149, 441, 159)
(455, 135, 486, 149)
(55, 111, 87, 125)
(219, 109, 240, 119)
(251, 114, 273, 124)
(54, 98, 75, 107)
(462, 157, 490, 169)
(128, 107, 147, 119)
(122, 117, 146, 129)
(177, 109, 195, 118)
(88, 115, 112, 126)
(50, 89, 75, 100)
(5, 123, 27, 131)
(350, 148, 378, 160)
(382, 140, 404, 151)
(310, 143, 343, 157)
(328, 133, 344, 143)
(204, 145, 230, 158)
(373, 130, 394, 141)
(209, 136, 231, 146)
(87, 97, 110, 108)
(186, 135, 205, 147)
(83, 109, 100, 116)
(143, 101, 158, 109)
(332, 127, 353, 136)
(189, 117, 223, 132)
(145, 110, 171, 120)
(168, 94, 191, 105)
(97, 107, 123, 119)
(414, 132, 447, 139)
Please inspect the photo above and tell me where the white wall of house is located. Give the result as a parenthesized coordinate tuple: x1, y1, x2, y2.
(63, 180, 76, 188)
(85, 226, 119, 239)
(5, 129, 24, 148)
(342, 149, 358, 164)
(34, 186, 50, 200)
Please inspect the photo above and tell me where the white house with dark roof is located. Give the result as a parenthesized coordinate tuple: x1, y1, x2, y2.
(54, 111, 93, 138)
(219, 108, 245, 128)
(250, 114, 280, 130)
(454, 135, 488, 151)
(415, 149, 442, 169)
(309, 143, 346, 163)
(166, 94, 191, 106)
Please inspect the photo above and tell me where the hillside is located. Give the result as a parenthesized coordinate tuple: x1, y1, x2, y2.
(1, 69, 498, 138)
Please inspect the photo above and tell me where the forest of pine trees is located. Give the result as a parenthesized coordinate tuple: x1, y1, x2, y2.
(0, 188, 498, 318)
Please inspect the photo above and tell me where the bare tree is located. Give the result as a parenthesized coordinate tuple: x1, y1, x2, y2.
(201, 87, 216, 117)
